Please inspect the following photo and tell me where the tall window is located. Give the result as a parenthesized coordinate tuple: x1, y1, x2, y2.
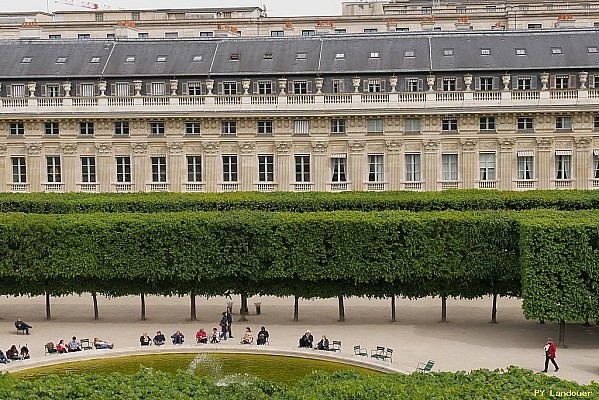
(187, 81, 202, 95)
(187, 155, 202, 182)
(295, 155, 310, 182)
(442, 78, 456, 91)
(116, 156, 131, 183)
(442, 154, 458, 181)
(114, 121, 129, 136)
(517, 77, 531, 90)
(11, 157, 26, 183)
(222, 82, 237, 95)
(406, 78, 420, 92)
(222, 155, 238, 182)
(594, 151, 599, 179)
(151, 156, 167, 183)
(151, 82, 166, 96)
(80, 122, 94, 135)
(368, 154, 384, 182)
(442, 118, 458, 132)
(367, 79, 381, 93)
(293, 81, 308, 94)
(405, 154, 421, 181)
(479, 77, 494, 91)
(46, 84, 60, 97)
(555, 75, 569, 89)
(81, 157, 96, 183)
(10, 122, 24, 135)
(555, 152, 572, 180)
(185, 122, 201, 135)
(9, 84, 26, 98)
(330, 119, 346, 134)
(367, 119, 383, 134)
(517, 152, 534, 180)
(257, 120, 273, 135)
(258, 155, 274, 182)
(332, 79, 344, 93)
(331, 156, 347, 182)
(257, 81, 272, 95)
(479, 153, 496, 181)
(221, 121, 237, 135)
(46, 156, 61, 183)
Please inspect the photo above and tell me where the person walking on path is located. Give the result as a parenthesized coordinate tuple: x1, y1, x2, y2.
(219, 312, 229, 341)
(226, 308, 233, 338)
(543, 338, 559, 373)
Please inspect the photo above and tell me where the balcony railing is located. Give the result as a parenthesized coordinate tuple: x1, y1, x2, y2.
(0, 88, 596, 115)
(257, 183, 276, 192)
(9, 183, 29, 192)
(592, 179, 599, 188)
(478, 180, 497, 189)
(114, 183, 133, 192)
(404, 181, 423, 190)
(148, 183, 169, 192)
(440, 181, 459, 190)
(220, 183, 239, 192)
(554, 179, 573, 189)
(366, 182, 386, 191)
(43, 183, 65, 192)
(293, 183, 313, 192)
(330, 182, 349, 191)
(516, 180, 536, 189)
(185, 182, 205, 192)
(78, 183, 99, 192)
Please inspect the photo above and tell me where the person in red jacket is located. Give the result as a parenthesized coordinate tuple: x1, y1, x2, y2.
(542, 338, 559, 373)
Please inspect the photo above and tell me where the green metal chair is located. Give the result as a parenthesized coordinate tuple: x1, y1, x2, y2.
(416, 360, 435, 372)
(353, 345, 367, 357)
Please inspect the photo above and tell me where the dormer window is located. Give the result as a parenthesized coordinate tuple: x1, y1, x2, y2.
(229, 53, 240, 61)
(56, 57, 67, 64)
(404, 50, 415, 58)
(335, 53, 345, 60)
(125, 56, 136, 63)
(156, 55, 167, 62)
(480, 49, 491, 55)
(443, 49, 454, 56)
(551, 47, 563, 55)
(21, 57, 32, 63)
(588, 46, 598, 53)
(192, 55, 203, 62)
(297, 53, 306, 60)
(370, 52, 379, 59)
(515, 48, 526, 56)
(90, 57, 101, 63)
(264, 52, 273, 59)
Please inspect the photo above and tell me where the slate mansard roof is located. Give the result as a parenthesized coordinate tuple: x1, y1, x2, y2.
(2, 29, 598, 79)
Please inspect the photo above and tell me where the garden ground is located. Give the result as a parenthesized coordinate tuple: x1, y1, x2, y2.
(0, 294, 596, 384)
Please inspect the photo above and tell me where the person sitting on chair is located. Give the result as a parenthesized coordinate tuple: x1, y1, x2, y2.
(299, 330, 313, 348)
(317, 335, 329, 351)
(57, 340, 68, 354)
(210, 328, 220, 344)
(94, 337, 114, 349)
(153, 331, 166, 346)
(171, 330, 184, 345)
(196, 328, 207, 344)
(20, 345, 29, 360)
(140, 332, 152, 346)
(15, 317, 32, 335)
(68, 336, 81, 352)
(0, 350, 8, 364)
(240, 327, 253, 345)
(6, 345, 20, 360)
(256, 326, 269, 345)
(45, 341, 58, 354)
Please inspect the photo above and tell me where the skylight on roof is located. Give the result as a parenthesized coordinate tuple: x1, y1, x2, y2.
(297, 53, 306, 60)
(156, 55, 167, 62)
(515, 48, 526, 56)
(90, 56, 101, 63)
(404, 50, 415, 57)
(480, 49, 491, 55)
(229, 53, 240, 61)
(192, 55, 203, 62)
(335, 53, 345, 60)
(588, 46, 598, 53)
(551, 47, 563, 55)
(264, 52, 273, 59)
(56, 57, 67, 64)
(21, 57, 32, 63)
(125, 56, 136, 63)
(370, 52, 379, 59)
(443, 49, 454, 56)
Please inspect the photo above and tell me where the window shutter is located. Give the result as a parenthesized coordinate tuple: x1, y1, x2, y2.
(338, 79, 345, 92)
(589, 74, 595, 88)
(530, 76, 538, 89)
(568, 74, 576, 89)
(252, 82, 258, 94)
(404, 78, 410, 92)
(76, 84, 81, 97)
(128, 83, 134, 96)
(511, 76, 518, 89)
(475, 77, 481, 91)
(40, 85, 46, 97)
(418, 78, 423, 91)
(287, 80, 292, 94)
(6, 85, 11, 97)
(492, 76, 500, 90)
(146, 83, 152, 95)
(455, 78, 462, 91)
(217, 82, 223, 95)
(437, 78, 443, 91)
(110, 83, 116, 96)
(181, 83, 188, 95)
(380, 80, 386, 92)
(306, 81, 312, 94)
(94, 84, 100, 96)
(550, 75, 556, 89)
(235, 81, 241, 95)
(363, 80, 368, 92)
(200, 82, 206, 95)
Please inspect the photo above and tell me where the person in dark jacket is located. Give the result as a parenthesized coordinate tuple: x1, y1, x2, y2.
(299, 330, 313, 348)
(256, 326, 269, 345)
(15, 317, 32, 335)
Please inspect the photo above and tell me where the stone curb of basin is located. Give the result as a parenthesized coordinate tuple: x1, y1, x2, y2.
(1, 344, 412, 375)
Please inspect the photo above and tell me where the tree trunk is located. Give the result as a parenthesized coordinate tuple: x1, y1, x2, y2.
(140, 293, 146, 321)
(558, 319, 567, 348)
(92, 292, 99, 320)
(441, 295, 447, 322)
(338, 295, 345, 322)
(293, 296, 299, 322)
(391, 295, 396, 323)
(491, 293, 498, 324)
(190, 293, 197, 321)
(239, 293, 248, 322)
(45, 292, 51, 320)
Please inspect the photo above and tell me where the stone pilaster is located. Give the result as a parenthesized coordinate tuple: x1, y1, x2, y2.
(497, 138, 516, 190)
(311, 141, 328, 191)
(385, 140, 403, 190)
(423, 139, 440, 191)
(239, 141, 255, 191)
(275, 141, 292, 191)
(459, 138, 478, 189)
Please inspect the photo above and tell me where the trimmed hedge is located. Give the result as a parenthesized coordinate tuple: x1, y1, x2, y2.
(2, 189, 599, 214)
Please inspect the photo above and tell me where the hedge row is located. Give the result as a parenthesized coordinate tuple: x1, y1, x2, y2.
(2, 189, 599, 214)
(1, 367, 596, 400)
